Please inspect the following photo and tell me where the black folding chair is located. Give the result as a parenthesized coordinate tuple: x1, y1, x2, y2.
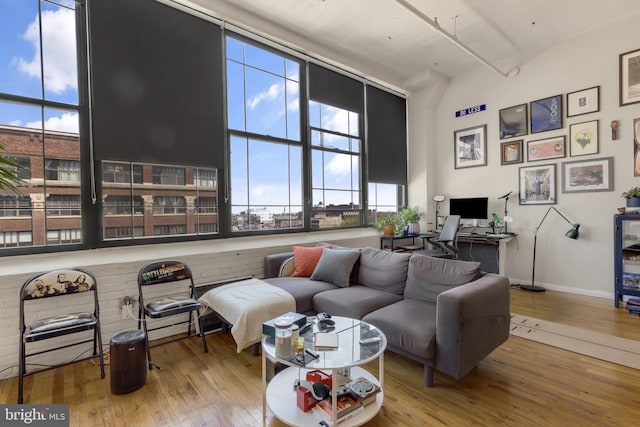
(18, 268, 105, 403)
(137, 260, 208, 370)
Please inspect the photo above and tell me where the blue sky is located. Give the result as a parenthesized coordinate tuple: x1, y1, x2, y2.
(0, 0, 78, 132)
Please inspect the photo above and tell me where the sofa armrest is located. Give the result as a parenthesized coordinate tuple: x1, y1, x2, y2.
(435, 273, 510, 379)
(264, 252, 294, 278)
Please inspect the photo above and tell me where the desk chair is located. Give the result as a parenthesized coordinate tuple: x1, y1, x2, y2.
(18, 268, 105, 403)
(137, 260, 208, 370)
(414, 215, 461, 259)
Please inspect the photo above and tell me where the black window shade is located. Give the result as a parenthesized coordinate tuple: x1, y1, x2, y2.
(366, 85, 407, 185)
(88, 0, 224, 168)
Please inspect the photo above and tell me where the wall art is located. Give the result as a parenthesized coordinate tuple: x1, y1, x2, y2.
(499, 104, 528, 139)
(569, 120, 599, 157)
(635, 118, 640, 176)
(619, 48, 640, 106)
(527, 135, 566, 162)
(454, 124, 487, 169)
(500, 139, 523, 165)
(561, 157, 613, 193)
(567, 86, 600, 117)
(530, 95, 563, 134)
(519, 163, 556, 205)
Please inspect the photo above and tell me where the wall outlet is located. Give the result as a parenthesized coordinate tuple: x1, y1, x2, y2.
(120, 296, 134, 319)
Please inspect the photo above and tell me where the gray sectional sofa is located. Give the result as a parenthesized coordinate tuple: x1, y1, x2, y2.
(263, 246, 510, 386)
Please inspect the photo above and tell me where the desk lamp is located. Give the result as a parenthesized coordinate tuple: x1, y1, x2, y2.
(521, 207, 580, 292)
(433, 194, 445, 230)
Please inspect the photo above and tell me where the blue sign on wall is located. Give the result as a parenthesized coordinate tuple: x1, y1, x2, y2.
(455, 104, 486, 117)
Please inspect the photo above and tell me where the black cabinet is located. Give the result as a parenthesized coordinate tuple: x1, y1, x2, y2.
(614, 214, 640, 307)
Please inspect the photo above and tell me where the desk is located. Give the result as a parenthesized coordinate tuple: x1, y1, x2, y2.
(419, 233, 514, 275)
(379, 234, 421, 251)
(456, 235, 515, 275)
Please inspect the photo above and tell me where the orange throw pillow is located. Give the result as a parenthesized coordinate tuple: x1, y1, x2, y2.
(291, 245, 330, 277)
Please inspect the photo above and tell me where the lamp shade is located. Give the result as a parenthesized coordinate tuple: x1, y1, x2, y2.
(565, 224, 580, 239)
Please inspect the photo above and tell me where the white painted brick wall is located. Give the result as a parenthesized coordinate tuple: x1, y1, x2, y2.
(0, 229, 378, 380)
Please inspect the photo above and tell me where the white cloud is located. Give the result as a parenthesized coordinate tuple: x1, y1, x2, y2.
(326, 153, 352, 177)
(14, 8, 77, 94)
(248, 82, 282, 110)
(25, 111, 79, 133)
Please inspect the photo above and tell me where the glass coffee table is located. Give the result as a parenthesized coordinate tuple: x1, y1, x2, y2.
(261, 315, 386, 426)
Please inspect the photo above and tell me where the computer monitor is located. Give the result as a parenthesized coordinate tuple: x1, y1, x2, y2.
(449, 197, 488, 220)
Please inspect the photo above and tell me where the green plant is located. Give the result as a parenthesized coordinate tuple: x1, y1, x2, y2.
(0, 144, 23, 194)
(401, 206, 423, 223)
(373, 214, 397, 232)
(622, 187, 640, 199)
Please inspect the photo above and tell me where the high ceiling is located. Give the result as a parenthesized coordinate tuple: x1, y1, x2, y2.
(186, 0, 640, 90)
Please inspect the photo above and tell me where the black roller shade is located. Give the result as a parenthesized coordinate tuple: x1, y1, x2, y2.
(88, 0, 224, 167)
(366, 85, 407, 185)
(308, 63, 364, 114)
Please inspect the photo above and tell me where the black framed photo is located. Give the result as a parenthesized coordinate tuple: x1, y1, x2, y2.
(567, 86, 600, 117)
(519, 163, 556, 205)
(526, 136, 566, 162)
(569, 120, 599, 157)
(454, 124, 487, 169)
(499, 104, 528, 139)
(530, 95, 563, 134)
(619, 48, 640, 106)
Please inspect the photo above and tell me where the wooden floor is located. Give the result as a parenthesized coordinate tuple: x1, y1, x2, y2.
(2, 287, 640, 426)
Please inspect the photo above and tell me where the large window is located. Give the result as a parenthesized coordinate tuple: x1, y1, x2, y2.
(227, 36, 303, 232)
(0, 1, 406, 255)
(310, 101, 362, 228)
(0, 0, 83, 250)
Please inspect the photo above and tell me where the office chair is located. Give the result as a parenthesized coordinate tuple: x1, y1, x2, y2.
(18, 268, 105, 403)
(137, 260, 208, 370)
(414, 215, 461, 259)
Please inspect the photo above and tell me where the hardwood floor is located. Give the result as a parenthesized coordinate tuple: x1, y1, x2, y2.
(2, 288, 640, 426)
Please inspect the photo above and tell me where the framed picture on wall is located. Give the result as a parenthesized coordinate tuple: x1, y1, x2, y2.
(634, 118, 640, 176)
(499, 104, 528, 139)
(526, 136, 566, 162)
(567, 86, 600, 117)
(619, 48, 640, 106)
(569, 120, 599, 157)
(519, 164, 556, 205)
(530, 95, 563, 133)
(561, 157, 613, 193)
(454, 124, 487, 169)
(500, 139, 524, 165)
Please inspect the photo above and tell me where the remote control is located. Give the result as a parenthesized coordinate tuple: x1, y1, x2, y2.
(359, 336, 381, 345)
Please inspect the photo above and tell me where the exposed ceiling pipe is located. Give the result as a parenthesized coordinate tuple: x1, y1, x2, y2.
(393, 0, 519, 78)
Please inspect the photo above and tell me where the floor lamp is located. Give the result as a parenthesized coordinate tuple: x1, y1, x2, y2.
(521, 206, 580, 292)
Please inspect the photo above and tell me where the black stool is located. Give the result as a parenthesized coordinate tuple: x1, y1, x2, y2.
(110, 330, 147, 394)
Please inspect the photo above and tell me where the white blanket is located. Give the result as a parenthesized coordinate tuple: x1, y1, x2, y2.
(198, 278, 295, 352)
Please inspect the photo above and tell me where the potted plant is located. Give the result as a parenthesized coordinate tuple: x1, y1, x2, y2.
(622, 187, 640, 208)
(374, 214, 397, 236)
(401, 206, 423, 235)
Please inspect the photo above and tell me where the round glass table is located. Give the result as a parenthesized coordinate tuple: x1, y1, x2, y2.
(261, 315, 386, 426)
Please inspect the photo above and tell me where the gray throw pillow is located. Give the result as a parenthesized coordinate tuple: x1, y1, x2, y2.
(310, 248, 361, 287)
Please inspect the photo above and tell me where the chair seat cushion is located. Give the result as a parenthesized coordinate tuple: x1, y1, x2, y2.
(145, 298, 201, 318)
(26, 312, 96, 339)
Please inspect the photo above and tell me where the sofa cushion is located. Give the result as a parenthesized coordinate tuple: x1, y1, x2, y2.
(363, 299, 437, 360)
(263, 276, 339, 314)
(310, 248, 361, 288)
(358, 247, 411, 295)
(291, 246, 330, 277)
(312, 286, 403, 320)
(405, 255, 482, 303)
